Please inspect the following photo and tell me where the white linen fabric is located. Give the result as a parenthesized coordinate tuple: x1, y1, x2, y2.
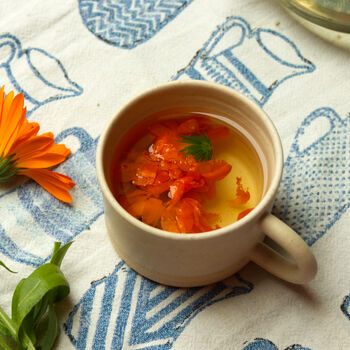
(0, 1, 349, 349)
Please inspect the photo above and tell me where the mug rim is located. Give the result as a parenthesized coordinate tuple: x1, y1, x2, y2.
(96, 80, 283, 241)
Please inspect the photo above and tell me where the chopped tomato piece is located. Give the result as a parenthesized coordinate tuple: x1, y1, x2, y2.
(142, 198, 164, 225)
(231, 177, 250, 205)
(128, 200, 146, 218)
(119, 190, 149, 217)
(175, 199, 195, 232)
(145, 181, 172, 197)
(184, 198, 213, 232)
(177, 118, 199, 134)
(206, 126, 230, 141)
(161, 207, 180, 233)
(237, 208, 254, 220)
(133, 163, 158, 186)
(199, 160, 232, 181)
(177, 156, 198, 172)
(150, 136, 180, 161)
(154, 170, 169, 184)
(149, 123, 172, 137)
(169, 176, 204, 203)
(168, 166, 183, 180)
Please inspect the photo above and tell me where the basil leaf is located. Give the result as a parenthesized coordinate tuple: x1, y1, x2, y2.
(0, 242, 71, 349)
(31, 295, 49, 327)
(50, 241, 72, 268)
(0, 336, 12, 350)
(11, 263, 70, 328)
(36, 303, 59, 350)
(18, 324, 36, 350)
(0, 307, 17, 338)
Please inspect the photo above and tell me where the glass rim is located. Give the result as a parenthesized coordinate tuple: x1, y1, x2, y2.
(279, 0, 350, 33)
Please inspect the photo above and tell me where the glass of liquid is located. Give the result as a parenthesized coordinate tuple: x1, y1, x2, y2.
(279, 0, 350, 33)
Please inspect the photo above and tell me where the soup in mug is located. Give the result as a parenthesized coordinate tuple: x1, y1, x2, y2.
(110, 108, 265, 233)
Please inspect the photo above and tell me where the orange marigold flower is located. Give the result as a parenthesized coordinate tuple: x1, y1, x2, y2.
(0, 86, 75, 202)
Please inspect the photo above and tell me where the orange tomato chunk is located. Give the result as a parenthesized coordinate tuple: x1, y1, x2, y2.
(237, 208, 254, 220)
(142, 198, 164, 225)
(231, 177, 250, 205)
(206, 126, 230, 141)
(177, 118, 200, 135)
(199, 160, 232, 181)
(133, 163, 158, 186)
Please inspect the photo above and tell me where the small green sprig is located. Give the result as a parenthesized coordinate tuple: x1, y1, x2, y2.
(178, 133, 213, 161)
(0, 242, 72, 350)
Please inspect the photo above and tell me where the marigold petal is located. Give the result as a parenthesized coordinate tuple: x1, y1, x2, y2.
(0, 90, 14, 130)
(21, 168, 75, 202)
(8, 120, 40, 153)
(15, 142, 71, 169)
(13, 135, 54, 160)
(39, 132, 54, 139)
(51, 144, 71, 158)
(0, 86, 4, 124)
(0, 93, 25, 156)
(16, 153, 67, 169)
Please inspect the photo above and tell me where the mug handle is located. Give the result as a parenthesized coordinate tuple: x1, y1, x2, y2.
(249, 214, 317, 284)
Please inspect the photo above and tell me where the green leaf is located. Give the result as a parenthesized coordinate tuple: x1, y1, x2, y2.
(49, 242, 73, 268)
(0, 307, 17, 339)
(0, 242, 71, 350)
(11, 264, 70, 327)
(0, 336, 12, 350)
(35, 304, 59, 350)
(0, 261, 16, 274)
(21, 332, 36, 350)
(178, 133, 213, 161)
(31, 295, 49, 327)
(19, 322, 36, 349)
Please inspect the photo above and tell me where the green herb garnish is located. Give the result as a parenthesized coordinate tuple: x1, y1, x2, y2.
(178, 133, 213, 161)
(0, 242, 72, 350)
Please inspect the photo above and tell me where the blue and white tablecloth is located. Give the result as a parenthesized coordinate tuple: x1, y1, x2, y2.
(0, 1, 349, 349)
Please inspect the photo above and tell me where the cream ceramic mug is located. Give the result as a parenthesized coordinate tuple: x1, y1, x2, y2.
(96, 81, 317, 287)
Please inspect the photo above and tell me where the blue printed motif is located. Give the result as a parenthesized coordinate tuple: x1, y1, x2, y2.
(0, 33, 83, 116)
(273, 108, 350, 246)
(79, 0, 193, 49)
(0, 128, 103, 267)
(173, 16, 315, 106)
(341, 294, 350, 321)
(242, 338, 311, 350)
(64, 261, 253, 349)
